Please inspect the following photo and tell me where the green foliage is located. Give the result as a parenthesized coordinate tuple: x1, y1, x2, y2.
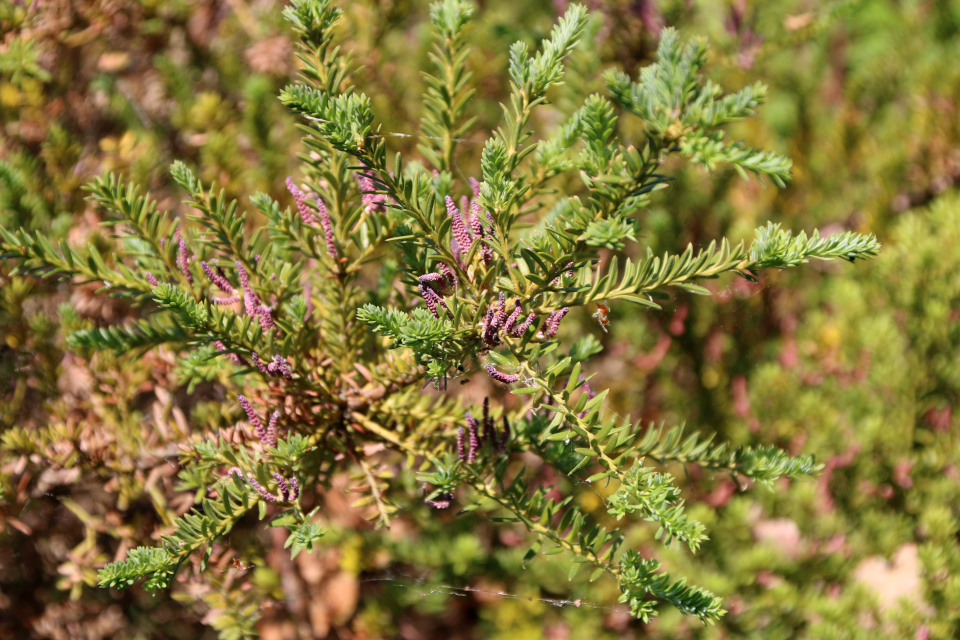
(13, 0, 958, 638)
(1, 0, 879, 629)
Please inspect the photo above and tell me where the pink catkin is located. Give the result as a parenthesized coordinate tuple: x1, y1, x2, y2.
(437, 262, 457, 291)
(211, 295, 240, 305)
(236, 261, 251, 292)
(419, 272, 453, 296)
(266, 411, 279, 447)
(273, 356, 293, 381)
(445, 196, 473, 255)
(272, 473, 291, 501)
(419, 272, 445, 287)
(286, 177, 319, 225)
(288, 476, 300, 501)
(503, 299, 523, 334)
(247, 476, 278, 503)
(316, 198, 338, 259)
(472, 202, 494, 265)
(541, 307, 569, 338)
(250, 352, 271, 376)
(499, 415, 510, 452)
(486, 364, 519, 385)
(419, 284, 450, 318)
(145, 272, 159, 287)
(481, 308, 501, 347)
(482, 398, 494, 445)
(237, 394, 265, 441)
(511, 313, 537, 337)
(201, 261, 234, 293)
(419, 284, 439, 318)
(469, 177, 481, 199)
(469, 208, 484, 239)
(457, 427, 467, 461)
(466, 413, 480, 463)
(257, 305, 276, 331)
(244, 293, 259, 317)
(236, 261, 262, 319)
(175, 227, 193, 284)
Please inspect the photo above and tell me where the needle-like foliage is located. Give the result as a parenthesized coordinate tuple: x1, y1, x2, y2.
(0, 0, 880, 630)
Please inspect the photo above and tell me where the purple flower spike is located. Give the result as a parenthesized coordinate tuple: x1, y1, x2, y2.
(227, 467, 243, 479)
(145, 272, 159, 287)
(541, 307, 570, 339)
(481, 242, 494, 267)
(247, 475, 278, 503)
(465, 413, 480, 463)
(419, 271, 453, 296)
(286, 177, 320, 225)
(419, 284, 450, 319)
(273, 356, 293, 381)
(511, 313, 537, 337)
(457, 426, 466, 461)
(426, 492, 453, 509)
(257, 304, 276, 331)
(437, 262, 457, 291)
(499, 415, 510, 453)
(419, 272, 445, 287)
(238, 394, 267, 442)
(446, 196, 473, 255)
(236, 261, 251, 292)
(503, 299, 523, 334)
(201, 261, 234, 293)
(419, 284, 439, 318)
(288, 476, 300, 501)
(486, 364, 519, 385)
(266, 411, 279, 447)
(316, 198, 338, 259)
(250, 352, 271, 376)
(272, 473, 291, 501)
(469, 177, 481, 199)
(211, 295, 240, 305)
(496, 292, 507, 325)
(469, 208, 484, 240)
(236, 262, 262, 317)
(482, 398, 494, 445)
(472, 202, 495, 266)
(175, 227, 193, 284)
(481, 308, 501, 348)
(244, 293, 259, 318)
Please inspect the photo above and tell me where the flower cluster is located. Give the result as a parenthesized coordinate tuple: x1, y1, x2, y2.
(456, 397, 510, 463)
(250, 352, 293, 380)
(481, 294, 537, 347)
(286, 176, 338, 258)
(417, 264, 457, 318)
(237, 394, 279, 448)
(445, 193, 494, 267)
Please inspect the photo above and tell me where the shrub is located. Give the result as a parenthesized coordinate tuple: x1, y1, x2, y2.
(0, 0, 882, 637)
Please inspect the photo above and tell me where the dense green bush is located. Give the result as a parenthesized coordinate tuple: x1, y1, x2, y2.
(1, 1, 957, 639)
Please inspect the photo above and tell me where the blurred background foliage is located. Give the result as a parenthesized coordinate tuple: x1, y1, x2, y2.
(2, 0, 960, 638)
